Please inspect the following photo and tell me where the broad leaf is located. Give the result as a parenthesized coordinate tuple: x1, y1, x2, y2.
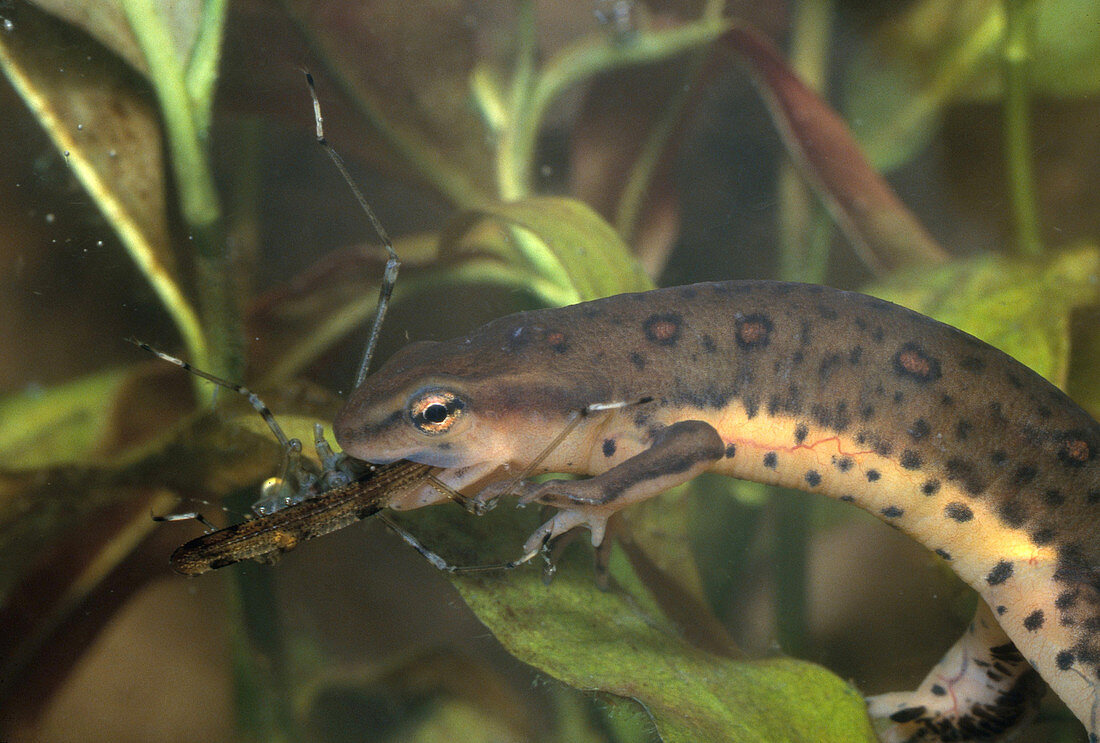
(846, 0, 1100, 171)
(397, 505, 878, 743)
(440, 196, 654, 304)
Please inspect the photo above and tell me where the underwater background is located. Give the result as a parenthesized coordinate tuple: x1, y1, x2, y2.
(1, 1, 1099, 741)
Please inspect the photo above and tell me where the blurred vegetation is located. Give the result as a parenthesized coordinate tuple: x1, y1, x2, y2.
(0, 0, 1097, 741)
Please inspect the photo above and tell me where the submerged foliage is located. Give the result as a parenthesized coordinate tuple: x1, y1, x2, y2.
(0, 1, 1097, 741)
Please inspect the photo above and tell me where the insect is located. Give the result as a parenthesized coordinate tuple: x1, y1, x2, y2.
(162, 458, 432, 575)
(148, 74, 551, 577)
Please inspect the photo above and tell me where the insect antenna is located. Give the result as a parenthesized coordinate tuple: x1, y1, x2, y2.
(304, 71, 399, 388)
(129, 338, 295, 451)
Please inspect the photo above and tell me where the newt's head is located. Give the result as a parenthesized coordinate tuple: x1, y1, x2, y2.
(334, 328, 575, 460)
(334, 340, 483, 466)
(333, 309, 615, 509)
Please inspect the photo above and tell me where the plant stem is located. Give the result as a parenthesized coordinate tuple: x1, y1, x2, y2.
(497, 0, 538, 200)
(774, 0, 835, 657)
(1002, 0, 1043, 257)
(226, 556, 296, 742)
(122, 0, 241, 380)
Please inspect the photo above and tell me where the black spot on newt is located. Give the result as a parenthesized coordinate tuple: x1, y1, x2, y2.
(1043, 489, 1065, 507)
(931, 684, 946, 696)
(859, 404, 875, 420)
(735, 314, 773, 350)
(908, 419, 930, 440)
(1056, 651, 1075, 670)
(889, 707, 925, 723)
(701, 334, 717, 353)
(1013, 465, 1037, 485)
(840, 495, 854, 502)
(767, 394, 781, 415)
(882, 505, 904, 518)
(1056, 590, 1078, 610)
(893, 342, 942, 383)
(629, 351, 645, 370)
(1030, 527, 1056, 546)
(866, 469, 881, 482)
(763, 452, 778, 469)
(998, 499, 1027, 528)
(643, 313, 682, 347)
(794, 423, 808, 444)
(816, 304, 839, 320)
(724, 443, 737, 458)
(987, 561, 1014, 585)
(900, 449, 923, 470)
(805, 470, 821, 487)
(848, 346, 863, 365)
(991, 450, 1008, 466)
(936, 549, 952, 560)
(818, 353, 842, 382)
(945, 458, 985, 495)
(602, 439, 616, 457)
(922, 479, 940, 495)
(996, 605, 1007, 615)
(945, 503, 974, 522)
(955, 420, 973, 440)
(834, 456, 853, 472)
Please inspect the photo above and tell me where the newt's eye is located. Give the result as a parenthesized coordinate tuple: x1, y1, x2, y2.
(409, 389, 465, 434)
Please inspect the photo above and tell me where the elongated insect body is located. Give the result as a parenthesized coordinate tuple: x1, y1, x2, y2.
(169, 460, 433, 575)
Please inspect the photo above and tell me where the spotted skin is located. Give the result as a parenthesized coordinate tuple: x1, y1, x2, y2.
(334, 281, 1100, 741)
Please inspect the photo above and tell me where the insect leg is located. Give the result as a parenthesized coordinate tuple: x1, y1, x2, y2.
(377, 513, 553, 574)
(304, 72, 399, 387)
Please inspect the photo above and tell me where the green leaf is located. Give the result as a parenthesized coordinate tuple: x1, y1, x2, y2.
(0, 367, 134, 469)
(397, 507, 877, 743)
(250, 198, 648, 386)
(0, 5, 208, 368)
(846, 0, 1100, 171)
(440, 196, 655, 304)
(865, 245, 1100, 387)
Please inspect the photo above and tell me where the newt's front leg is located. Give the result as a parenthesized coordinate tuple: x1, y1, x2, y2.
(500, 420, 724, 551)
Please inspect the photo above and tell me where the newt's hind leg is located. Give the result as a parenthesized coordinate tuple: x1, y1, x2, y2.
(867, 600, 1045, 742)
(505, 420, 725, 552)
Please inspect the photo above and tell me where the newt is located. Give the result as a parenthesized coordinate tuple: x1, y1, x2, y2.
(332, 280, 1100, 742)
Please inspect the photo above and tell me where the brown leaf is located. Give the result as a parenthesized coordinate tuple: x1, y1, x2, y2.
(722, 24, 949, 273)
